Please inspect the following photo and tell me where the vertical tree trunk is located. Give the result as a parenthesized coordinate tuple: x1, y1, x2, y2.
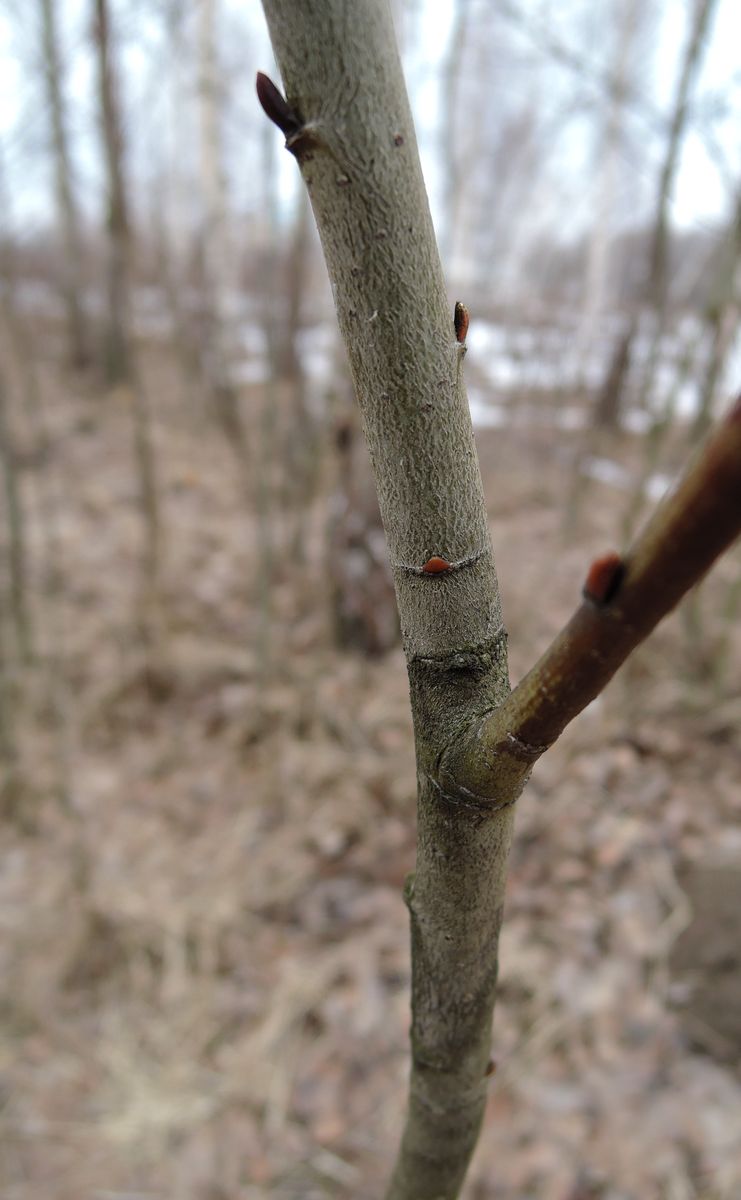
(0, 166, 75, 806)
(282, 189, 320, 559)
(93, 0, 131, 385)
(437, 0, 470, 275)
(197, 0, 242, 439)
(645, 0, 718, 313)
(156, 5, 205, 424)
(0, 153, 46, 447)
(0, 375, 33, 664)
(93, 0, 161, 646)
(692, 183, 741, 439)
(579, 0, 640, 399)
(326, 378, 400, 656)
(40, 0, 89, 369)
(601, 0, 719, 427)
(259, 4, 510, 1192)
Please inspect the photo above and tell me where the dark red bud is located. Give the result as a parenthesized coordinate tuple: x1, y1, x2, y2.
(256, 72, 302, 137)
(583, 551, 624, 605)
(454, 301, 469, 344)
(422, 556, 452, 574)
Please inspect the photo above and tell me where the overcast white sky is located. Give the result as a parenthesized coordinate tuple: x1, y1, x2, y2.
(0, 0, 738, 243)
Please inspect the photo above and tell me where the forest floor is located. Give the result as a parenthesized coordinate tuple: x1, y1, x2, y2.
(1, 320, 741, 1200)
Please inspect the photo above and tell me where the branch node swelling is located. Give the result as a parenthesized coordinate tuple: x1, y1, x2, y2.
(395, 549, 486, 576)
(255, 71, 319, 159)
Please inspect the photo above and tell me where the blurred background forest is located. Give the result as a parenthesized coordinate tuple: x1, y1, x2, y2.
(1, 1, 740, 1197)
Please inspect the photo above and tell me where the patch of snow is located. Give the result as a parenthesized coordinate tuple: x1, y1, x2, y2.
(232, 359, 269, 385)
(581, 456, 630, 489)
(469, 390, 508, 428)
(622, 408, 653, 435)
(645, 472, 673, 503)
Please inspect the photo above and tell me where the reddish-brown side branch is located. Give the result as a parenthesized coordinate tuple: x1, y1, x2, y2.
(444, 396, 741, 802)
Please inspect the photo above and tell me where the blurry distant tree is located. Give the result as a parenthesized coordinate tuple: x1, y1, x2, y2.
(39, 0, 90, 369)
(600, 0, 720, 429)
(692, 182, 741, 439)
(92, 0, 162, 651)
(326, 381, 399, 657)
(444, 4, 547, 297)
(0, 373, 33, 665)
(437, 0, 470, 274)
(0, 159, 45, 445)
(148, 4, 209, 426)
(259, 2, 741, 1196)
(197, 0, 243, 441)
(578, 0, 644, 390)
(93, 0, 132, 385)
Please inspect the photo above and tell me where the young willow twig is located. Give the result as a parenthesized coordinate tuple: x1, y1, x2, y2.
(442, 394, 741, 806)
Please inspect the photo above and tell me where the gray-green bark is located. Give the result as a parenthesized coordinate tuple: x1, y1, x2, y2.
(258, 2, 741, 1196)
(259, 3, 511, 1193)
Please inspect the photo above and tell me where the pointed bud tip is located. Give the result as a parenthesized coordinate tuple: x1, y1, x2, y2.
(255, 71, 301, 137)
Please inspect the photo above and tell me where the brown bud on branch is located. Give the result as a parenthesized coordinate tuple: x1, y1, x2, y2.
(256, 71, 302, 138)
(582, 552, 624, 605)
(454, 301, 469, 344)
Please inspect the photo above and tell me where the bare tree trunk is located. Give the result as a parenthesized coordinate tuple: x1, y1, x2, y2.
(0, 157, 46, 451)
(93, 0, 161, 651)
(259, 12, 509, 1185)
(283, 189, 320, 561)
(93, 0, 131, 385)
(258, 3, 741, 1195)
(692, 183, 741, 439)
(646, 0, 717, 315)
(150, 7, 207, 429)
(0, 590, 17, 771)
(0, 170, 76, 807)
(603, 0, 719, 426)
(197, 0, 243, 441)
(0, 374, 32, 664)
(39, 0, 89, 369)
(595, 315, 635, 428)
(579, 0, 640, 400)
(437, 0, 470, 274)
(326, 376, 399, 656)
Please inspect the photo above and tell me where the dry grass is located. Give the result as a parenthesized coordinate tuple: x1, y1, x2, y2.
(1, 325, 741, 1199)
